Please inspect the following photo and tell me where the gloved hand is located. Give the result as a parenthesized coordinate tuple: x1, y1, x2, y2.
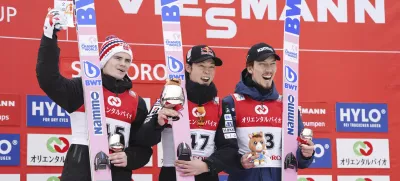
(43, 8, 67, 39)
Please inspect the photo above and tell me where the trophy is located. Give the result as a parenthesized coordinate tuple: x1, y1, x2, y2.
(160, 78, 185, 123)
(297, 128, 313, 145)
(109, 133, 125, 153)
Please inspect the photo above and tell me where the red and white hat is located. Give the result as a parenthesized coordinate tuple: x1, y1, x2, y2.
(99, 35, 133, 68)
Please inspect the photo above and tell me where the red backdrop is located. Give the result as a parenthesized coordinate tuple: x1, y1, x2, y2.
(0, 0, 399, 180)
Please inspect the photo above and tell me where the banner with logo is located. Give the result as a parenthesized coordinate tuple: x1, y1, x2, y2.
(337, 176, 390, 181)
(27, 134, 71, 166)
(0, 134, 20, 166)
(26, 95, 71, 128)
(26, 174, 61, 181)
(298, 175, 333, 181)
(299, 102, 332, 133)
(0, 0, 398, 180)
(336, 139, 390, 168)
(0, 94, 21, 126)
(0, 174, 20, 181)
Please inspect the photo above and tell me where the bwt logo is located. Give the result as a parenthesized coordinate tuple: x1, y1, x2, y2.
(0, 139, 18, 155)
(83, 61, 101, 79)
(355, 178, 372, 181)
(353, 141, 373, 156)
(167, 56, 184, 73)
(47, 176, 61, 181)
(298, 178, 314, 181)
(47, 137, 70, 153)
(284, 66, 298, 91)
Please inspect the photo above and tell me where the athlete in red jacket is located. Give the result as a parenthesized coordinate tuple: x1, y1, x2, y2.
(37, 9, 152, 181)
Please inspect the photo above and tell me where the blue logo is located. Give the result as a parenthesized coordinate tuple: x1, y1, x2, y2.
(284, 0, 301, 35)
(287, 95, 295, 135)
(284, 66, 297, 83)
(335, 103, 388, 133)
(219, 175, 228, 181)
(284, 65, 298, 91)
(284, 49, 298, 59)
(90, 91, 104, 135)
(81, 44, 98, 52)
(309, 138, 332, 168)
(26, 95, 71, 128)
(75, 0, 96, 25)
(83, 61, 101, 79)
(0, 134, 20, 166)
(165, 39, 182, 48)
(167, 56, 183, 73)
(161, 0, 180, 22)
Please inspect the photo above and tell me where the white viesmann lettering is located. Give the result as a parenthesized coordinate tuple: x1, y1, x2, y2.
(301, 108, 326, 115)
(0, 101, 15, 107)
(119, 0, 385, 39)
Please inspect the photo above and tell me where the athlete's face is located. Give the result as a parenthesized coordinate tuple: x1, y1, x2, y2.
(185, 59, 216, 86)
(102, 52, 131, 80)
(247, 56, 277, 89)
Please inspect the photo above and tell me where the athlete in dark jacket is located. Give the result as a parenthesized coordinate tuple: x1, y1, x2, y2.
(36, 9, 152, 181)
(136, 45, 239, 181)
(222, 43, 315, 181)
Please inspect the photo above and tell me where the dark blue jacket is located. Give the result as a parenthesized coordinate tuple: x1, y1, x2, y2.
(223, 70, 313, 181)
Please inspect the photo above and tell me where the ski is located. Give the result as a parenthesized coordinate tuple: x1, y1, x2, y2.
(159, 0, 195, 181)
(281, 0, 303, 181)
(65, 0, 112, 180)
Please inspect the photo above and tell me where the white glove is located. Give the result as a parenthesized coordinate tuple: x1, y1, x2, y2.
(43, 8, 67, 39)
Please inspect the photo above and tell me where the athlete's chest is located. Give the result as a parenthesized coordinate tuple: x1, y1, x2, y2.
(76, 88, 138, 124)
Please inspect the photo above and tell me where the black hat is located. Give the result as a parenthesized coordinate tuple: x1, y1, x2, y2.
(246, 43, 281, 63)
(186, 45, 223, 66)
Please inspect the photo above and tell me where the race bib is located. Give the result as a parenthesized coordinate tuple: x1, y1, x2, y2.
(237, 127, 282, 168)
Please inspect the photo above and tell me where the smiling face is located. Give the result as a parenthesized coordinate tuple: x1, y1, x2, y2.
(185, 59, 216, 86)
(102, 52, 131, 80)
(247, 56, 277, 89)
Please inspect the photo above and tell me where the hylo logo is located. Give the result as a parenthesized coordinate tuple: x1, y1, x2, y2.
(298, 178, 315, 181)
(108, 96, 122, 107)
(340, 108, 386, 122)
(0, 139, 18, 154)
(47, 137, 69, 153)
(353, 141, 373, 156)
(255, 105, 268, 115)
(83, 61, 100, 78)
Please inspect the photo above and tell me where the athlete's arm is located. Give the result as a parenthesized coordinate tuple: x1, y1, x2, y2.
(36, 31, 84, 113)
(135, 99, 166, 147)
(205, 96, 242, 174)
(296, 110, 314, 169)
(123, 96, 153, 170)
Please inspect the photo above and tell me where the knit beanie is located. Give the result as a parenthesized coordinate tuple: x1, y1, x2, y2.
(99, 35, 133, 68)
